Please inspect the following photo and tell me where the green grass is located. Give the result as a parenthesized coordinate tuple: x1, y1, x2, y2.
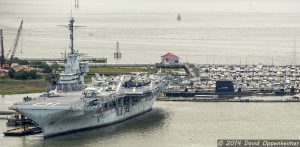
(86, 67, 158, 83)
(0, 79, 48, 95)
(85, 67, 184, 83)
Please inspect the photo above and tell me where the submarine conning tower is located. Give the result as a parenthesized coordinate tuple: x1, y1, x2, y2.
(215, 81, 235, 93)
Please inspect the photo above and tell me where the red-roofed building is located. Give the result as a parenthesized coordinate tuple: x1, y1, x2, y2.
(161, 53, 180, 65)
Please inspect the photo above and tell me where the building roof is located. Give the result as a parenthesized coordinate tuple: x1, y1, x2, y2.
(161, 53, 179, 59)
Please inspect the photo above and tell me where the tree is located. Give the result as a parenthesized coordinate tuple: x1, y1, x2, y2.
(28, 70, 38, 79)
(43, 64, 52, 73)
(7, 68, 16, 79)
(46, 72, 59, 84)
(51, 62, 61, 74)
(14, 70, 39, 80)
(43, 62, 60, 84)
(17, 59, 29, 65)
(15, 70, 27, 80)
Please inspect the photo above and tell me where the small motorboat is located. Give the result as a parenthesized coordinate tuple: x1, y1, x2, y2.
(3, 126, 42, 136)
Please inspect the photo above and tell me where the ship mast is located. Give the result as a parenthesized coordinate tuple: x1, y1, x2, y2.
(60, 17, 85, 54)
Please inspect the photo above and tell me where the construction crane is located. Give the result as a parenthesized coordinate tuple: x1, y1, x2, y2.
(2, 20, 23, 69)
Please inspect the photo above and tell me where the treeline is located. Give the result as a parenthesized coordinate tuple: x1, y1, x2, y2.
(17, 60, 55, 73)
(17, 59, 48, 68)
(5, 59, 61, 81)
(8, 68, 40, 80)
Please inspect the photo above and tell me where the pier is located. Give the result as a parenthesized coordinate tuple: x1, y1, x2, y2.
(0, 111, 15, 115)
(184, 64, 196, 77)
(89, 63, 186, 68)
(19, 57, 107, 63)
(90, 63, 155, 67)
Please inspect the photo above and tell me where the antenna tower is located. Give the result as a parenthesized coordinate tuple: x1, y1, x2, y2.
(59, 17, 85, 54)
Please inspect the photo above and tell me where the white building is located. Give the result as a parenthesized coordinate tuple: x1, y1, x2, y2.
(161, 53, 179, 65)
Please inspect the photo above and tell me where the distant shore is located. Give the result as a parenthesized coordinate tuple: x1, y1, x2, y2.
(0, 79, 47, 95)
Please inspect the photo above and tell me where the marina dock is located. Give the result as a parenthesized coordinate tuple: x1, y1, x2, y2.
(162, 63, 300, 98)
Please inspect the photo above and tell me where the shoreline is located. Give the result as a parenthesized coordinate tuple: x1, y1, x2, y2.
(0, 79, 47, 95)
(0, 67, 181, 95)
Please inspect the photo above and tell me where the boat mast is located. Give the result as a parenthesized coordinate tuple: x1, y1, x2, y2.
(74, 0, 79, 8)
(177, 13, 181, 21)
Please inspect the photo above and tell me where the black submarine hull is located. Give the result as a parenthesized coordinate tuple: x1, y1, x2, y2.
(164, 91, 253, 97)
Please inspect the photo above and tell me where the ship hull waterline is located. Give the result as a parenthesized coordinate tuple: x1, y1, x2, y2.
(14, 96, 156, 138)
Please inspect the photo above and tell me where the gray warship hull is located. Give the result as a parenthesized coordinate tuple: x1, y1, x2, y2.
(9, 17, 162, 138)
(45, 97, 155, 137)
(13, 92, 157, 137)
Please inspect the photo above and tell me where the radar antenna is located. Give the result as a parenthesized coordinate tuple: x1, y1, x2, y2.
(59, 17, 85, 54)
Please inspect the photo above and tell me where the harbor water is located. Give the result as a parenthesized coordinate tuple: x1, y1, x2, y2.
(1, 0, 300, 146)
(0, 0, 300, 64)
(1, 94, 300, 147)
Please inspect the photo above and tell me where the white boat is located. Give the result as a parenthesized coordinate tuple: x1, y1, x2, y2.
(177, 14, 181, 21)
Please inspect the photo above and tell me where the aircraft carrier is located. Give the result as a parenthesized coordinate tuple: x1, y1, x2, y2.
(9, 17, 161, 138)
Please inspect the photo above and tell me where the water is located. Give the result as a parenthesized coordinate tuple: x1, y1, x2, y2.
(1, 0, 300, 64)
(1, 1, 300, 146)
(1, 94, 300, 147)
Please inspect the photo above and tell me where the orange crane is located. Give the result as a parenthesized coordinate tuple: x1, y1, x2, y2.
(2, 20, 23, 69)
